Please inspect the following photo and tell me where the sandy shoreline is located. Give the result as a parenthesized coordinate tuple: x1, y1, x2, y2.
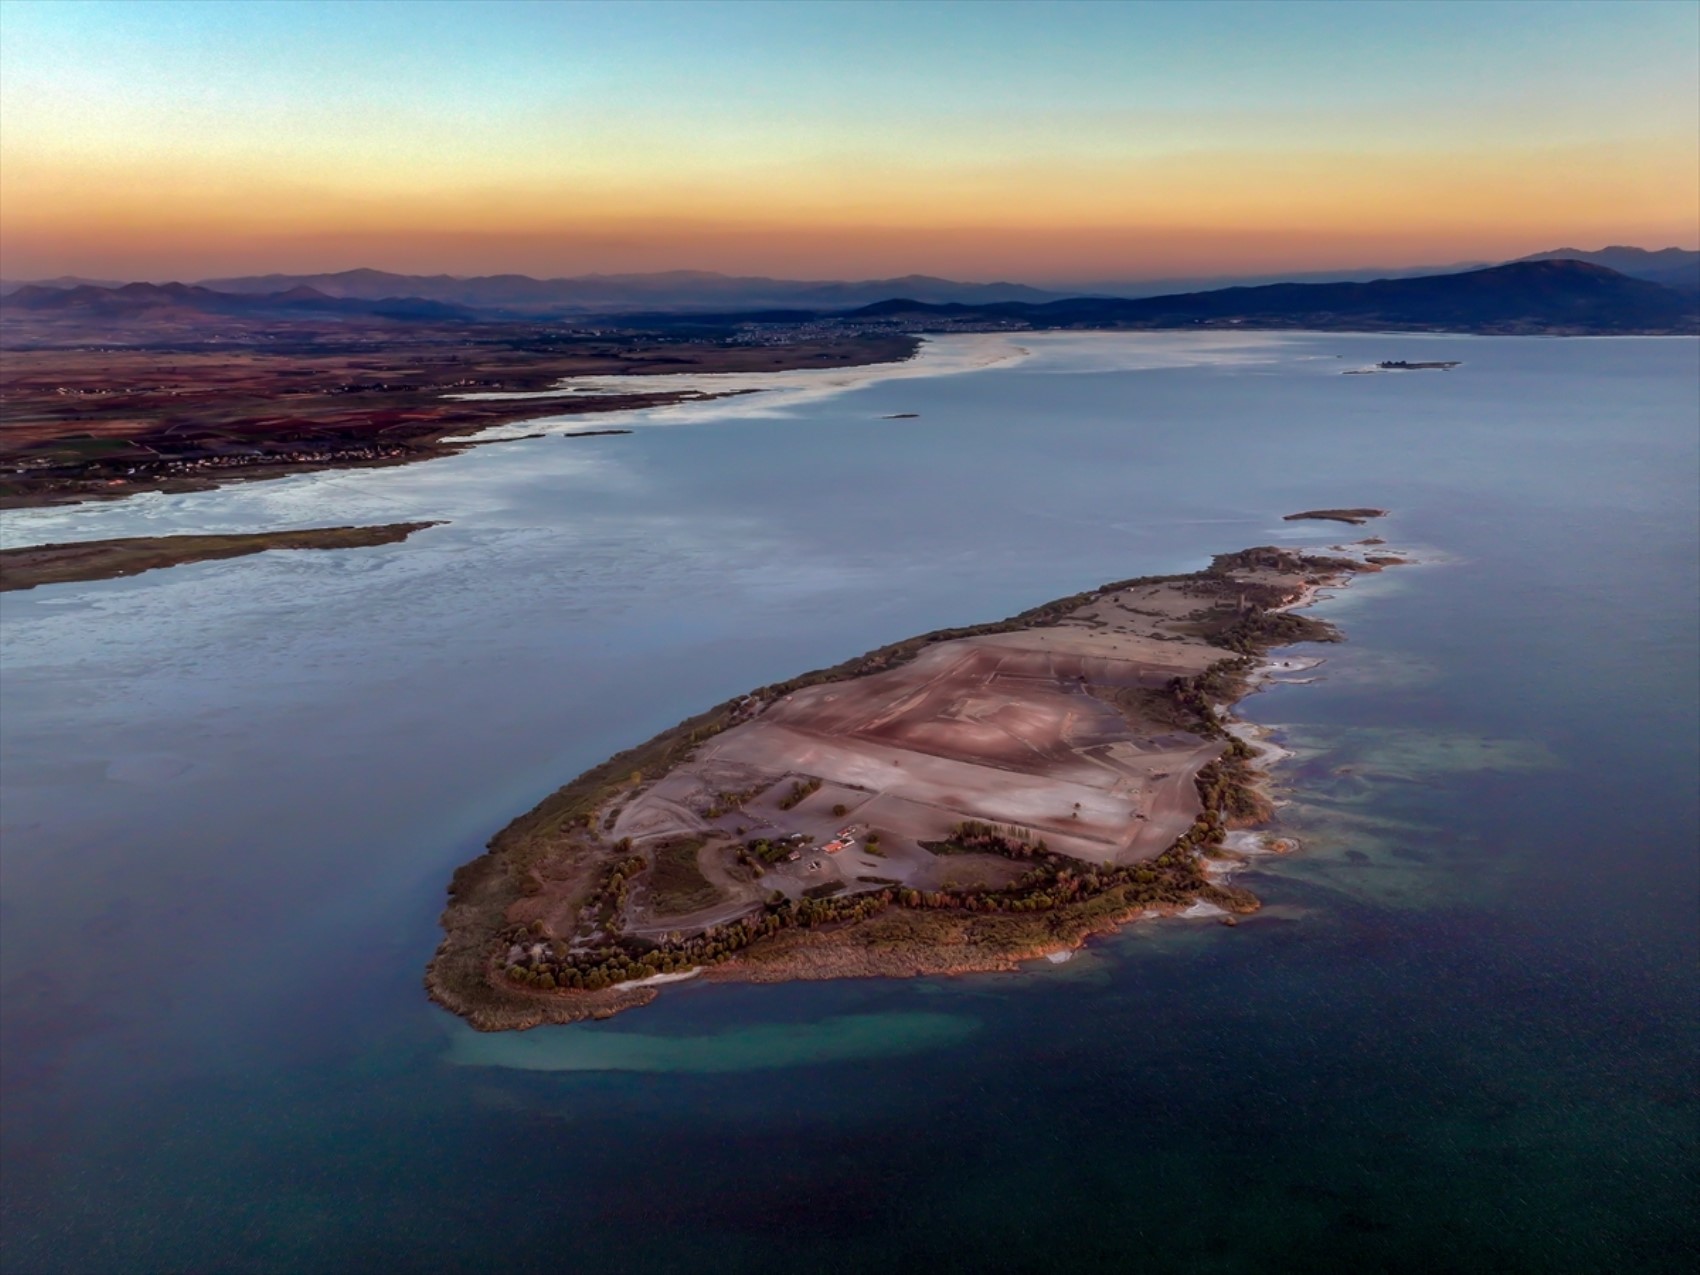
(440, 333, 1030, 441)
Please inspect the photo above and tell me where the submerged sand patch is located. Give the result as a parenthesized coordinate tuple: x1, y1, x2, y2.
(446, 1011, 981, 1073)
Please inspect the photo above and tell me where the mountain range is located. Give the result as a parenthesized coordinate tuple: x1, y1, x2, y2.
(3, 246, 1692, 314)
(0, 281, 475, 322)
(3, 257, 1694, 336)
(846, 261, 1694, 333)
(194, 269, 1066, 313)
(1509, 245, 1699, 294)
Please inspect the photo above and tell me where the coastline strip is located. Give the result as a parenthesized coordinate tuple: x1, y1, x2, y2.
(0, 521, 444, 591)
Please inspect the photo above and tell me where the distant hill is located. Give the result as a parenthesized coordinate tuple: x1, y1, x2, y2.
(0, 281, 477, 322)
(195, 268, 1069, 313)
(0, 274, 127, 295)
(1512, 246, 1699, 294)
(843, 261, 1697, 334)
(1058, 261, 1487, 299)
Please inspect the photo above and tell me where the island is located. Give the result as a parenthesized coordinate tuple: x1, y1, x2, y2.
(0, 521, 442, 591)
(1283, 507, 1388, 525)
(428, 539, 1403, 1030)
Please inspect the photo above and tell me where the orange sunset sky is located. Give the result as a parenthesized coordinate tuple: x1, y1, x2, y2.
(2, 0, 1696, 284)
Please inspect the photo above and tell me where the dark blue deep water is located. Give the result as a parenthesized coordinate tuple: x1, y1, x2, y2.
(2, 334, 1695, 1272)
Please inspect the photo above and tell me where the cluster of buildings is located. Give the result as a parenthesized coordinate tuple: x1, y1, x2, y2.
(135, 441, 411, 475)
(822, 827, 859, 855)
(722, 315, 1030, 347)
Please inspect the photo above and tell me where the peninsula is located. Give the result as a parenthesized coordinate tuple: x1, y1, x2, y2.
(0, 521, 442, 591)
(0, 305, 916, 510)
(428, 538, 1402, 1030)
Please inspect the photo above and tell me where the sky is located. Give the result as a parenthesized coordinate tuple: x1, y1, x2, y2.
(1, 0, 1696, 284)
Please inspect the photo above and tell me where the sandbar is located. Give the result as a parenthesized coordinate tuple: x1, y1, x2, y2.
(0, 521, 442, 591)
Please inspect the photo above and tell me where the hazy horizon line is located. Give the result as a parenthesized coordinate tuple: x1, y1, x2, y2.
(6, 242, 1696, 292)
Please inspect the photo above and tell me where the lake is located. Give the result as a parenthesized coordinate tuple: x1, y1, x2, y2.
(2, 332, 1695, 1272)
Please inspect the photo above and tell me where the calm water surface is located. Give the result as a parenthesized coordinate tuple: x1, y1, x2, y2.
(2, 333, 1695, 1272)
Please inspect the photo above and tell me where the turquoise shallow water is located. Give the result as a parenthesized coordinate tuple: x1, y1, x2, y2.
(1, 333, 1695, 1272)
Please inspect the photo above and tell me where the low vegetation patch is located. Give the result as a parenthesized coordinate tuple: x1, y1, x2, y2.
(778, 777, 823, 810)
(648, 838, 723, 916)
(746, 836, 802, 864)
(921, 820, 1048, 858)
